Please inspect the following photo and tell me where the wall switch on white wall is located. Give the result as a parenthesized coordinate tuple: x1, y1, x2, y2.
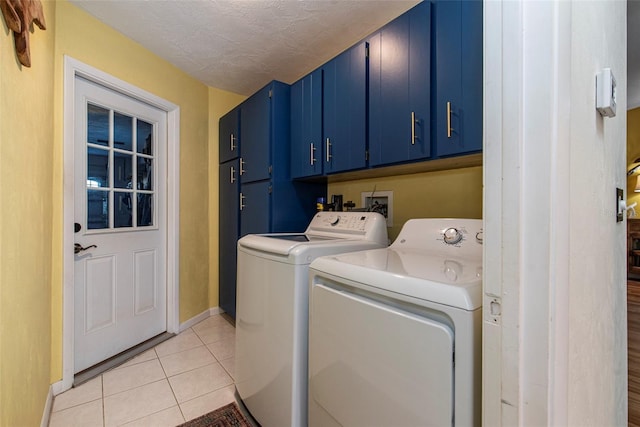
(596, 68, 617, 117)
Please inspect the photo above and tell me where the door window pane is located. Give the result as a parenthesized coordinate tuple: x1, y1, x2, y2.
(137, 120, 153, 155)
(85, 101, 156, 232)
(88, 147, 109, 187)
(87, 104, 109, 146)
(114, 112, 133, 151)
(87, 190, 109, 229)
(114, 192, 133, 228)
(114, 152, 133, 189)
(137, 158, 153, 190)
(137, 194, 153, 226)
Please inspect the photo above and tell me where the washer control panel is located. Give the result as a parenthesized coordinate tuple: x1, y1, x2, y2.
(306, 212, 388, 244)
(311, 213, 374, 232)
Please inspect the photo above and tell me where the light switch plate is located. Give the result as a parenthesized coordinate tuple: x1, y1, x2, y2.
(596, 68, 617, 118)
(617, 187, 624, 222)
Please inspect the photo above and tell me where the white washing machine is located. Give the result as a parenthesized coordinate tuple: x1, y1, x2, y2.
(235, 211, 388, 427)
(308, 218, 483, 427)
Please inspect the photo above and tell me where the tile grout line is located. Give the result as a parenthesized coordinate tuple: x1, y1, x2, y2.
(159, 343, 187, 423)
(101, 374, 106, 427)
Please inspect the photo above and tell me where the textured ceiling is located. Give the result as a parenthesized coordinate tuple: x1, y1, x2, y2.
(69, 0, 421, 96)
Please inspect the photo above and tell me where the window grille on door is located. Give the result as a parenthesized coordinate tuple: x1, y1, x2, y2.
(86, 103, 155, 230)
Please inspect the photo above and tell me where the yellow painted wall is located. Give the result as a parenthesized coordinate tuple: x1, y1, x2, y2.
(627, 107, 640, 208)
(0, 1, 56, 425)
(208, 89, 246, 308)
(50, 0, 221, 381)
(328, 166, 483, 241)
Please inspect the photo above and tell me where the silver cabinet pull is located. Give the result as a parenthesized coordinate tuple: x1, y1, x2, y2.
(411, 111, 417, 145)
(240, 158, 245, 175)
(230, 133, 236, 151)
(447, 102, 453, 138)
(230, 166, 236, 183)
(240, 193, 246, 211)
(310, 143, 316, 165)
(326, 138, 332, 162)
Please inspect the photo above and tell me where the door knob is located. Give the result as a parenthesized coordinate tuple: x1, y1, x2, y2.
(74, 223, 81, 233)
(74, 243, 97, 254)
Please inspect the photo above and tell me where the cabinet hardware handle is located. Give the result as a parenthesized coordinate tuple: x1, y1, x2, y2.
(230, 133, 236, 151)
(230, 166, 235, 183)
(240, 193, 246, 211)
(447, 102, 453, 138)
(310, 143, 316, 165)
(240, 158, 245, 175)
(411, 111, 418, 145)
(326, 138, 332, 162)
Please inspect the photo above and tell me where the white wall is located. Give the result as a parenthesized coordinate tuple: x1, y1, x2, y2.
(483, 1, 627, 425)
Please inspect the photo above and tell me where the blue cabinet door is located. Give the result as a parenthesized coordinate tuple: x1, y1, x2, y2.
(219, 108, 239, 163)
(369, 1, 431, 167)
(323, 42, 367, 173)
(434, 0, 482, 157)
(219, 159, 240, 317)
(240, 180, 271, 237)
(240, 85, 271, 183)
(291, 69, 323, 178)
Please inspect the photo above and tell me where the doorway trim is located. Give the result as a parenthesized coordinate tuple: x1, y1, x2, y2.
(56, 56, 181, 393)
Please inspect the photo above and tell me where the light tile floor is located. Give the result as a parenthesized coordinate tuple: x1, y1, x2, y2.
(49, 314, 239, 427)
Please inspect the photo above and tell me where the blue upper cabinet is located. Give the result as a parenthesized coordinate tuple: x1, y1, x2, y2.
(219, 107, 239, 163)
(369, 1, 431, 167)
(323, 41, 367, 174)
(433, 0, 483, 157)
(291, 68, 323, 179)
(240, 84, 272, 183)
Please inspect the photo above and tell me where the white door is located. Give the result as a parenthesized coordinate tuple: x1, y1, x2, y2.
(73, 76, 167, 373)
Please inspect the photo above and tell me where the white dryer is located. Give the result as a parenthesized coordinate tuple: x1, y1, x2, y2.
(308, 218, 483, 427)
(235, 211, 388, 427)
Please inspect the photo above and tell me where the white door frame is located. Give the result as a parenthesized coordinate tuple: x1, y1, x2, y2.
(56, 56, 181, 393)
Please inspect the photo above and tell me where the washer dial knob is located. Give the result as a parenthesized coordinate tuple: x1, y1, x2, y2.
(443, 227, 463, 245)
(327, 214, 340, 226)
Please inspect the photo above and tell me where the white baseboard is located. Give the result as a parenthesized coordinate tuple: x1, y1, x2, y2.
(209, 306, 223, 316)
(41, 385, 54, 427)
(178, 306, 222, 332)
(51, 379, 69, 396)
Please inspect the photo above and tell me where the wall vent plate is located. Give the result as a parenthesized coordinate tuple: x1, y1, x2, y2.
(361, 190, 393, 227)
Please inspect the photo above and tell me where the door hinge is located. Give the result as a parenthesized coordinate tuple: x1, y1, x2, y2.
(268, 185, 273, 194)
(269, 165, 273, 175)
(365, 44, 369, 58)
(365, 150, 369, 161)
(268, 89, 273, 98)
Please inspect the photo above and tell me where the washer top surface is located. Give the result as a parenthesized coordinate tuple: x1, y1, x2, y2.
(310, 218, 483, 310)
(237, 211, 388, 259)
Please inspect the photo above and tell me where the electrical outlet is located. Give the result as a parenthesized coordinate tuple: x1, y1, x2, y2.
(361, 190, 393, 227)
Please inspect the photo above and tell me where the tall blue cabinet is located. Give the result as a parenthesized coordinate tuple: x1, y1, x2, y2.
(368, 1, 431, 167)
(323, 41, 368, 174)
(290, 41, 367, 179)
(219, 81, 325, 318)
(433, 0, 483, 157)
(290, 68, 323, 179)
